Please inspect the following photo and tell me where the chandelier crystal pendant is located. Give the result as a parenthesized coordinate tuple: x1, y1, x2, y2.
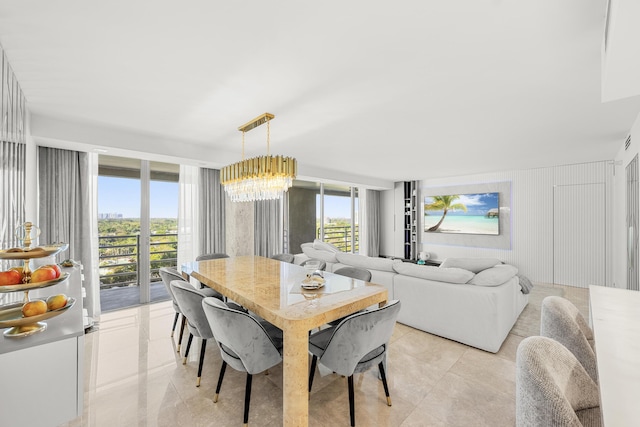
(221, 113, 297, 202)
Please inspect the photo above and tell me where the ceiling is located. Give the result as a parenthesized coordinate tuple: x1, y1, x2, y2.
(1, 1, 640, 187)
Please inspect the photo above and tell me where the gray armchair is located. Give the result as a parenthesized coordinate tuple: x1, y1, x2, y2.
(540, 296, 597, 382)
(202, 297, 283, 426)
(308, 300, 401, 427)
(516, 336, 601, 426)
(170, 280, 220, 387)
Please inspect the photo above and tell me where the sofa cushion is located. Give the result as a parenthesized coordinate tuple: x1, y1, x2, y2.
(393, 262, 475, 284)
(335, 252, 401, 272)
(301, 242, 339, 263)
(439, 257, 502, 273)
(312, 239, 341, 253)
(469, 264, 518, 286)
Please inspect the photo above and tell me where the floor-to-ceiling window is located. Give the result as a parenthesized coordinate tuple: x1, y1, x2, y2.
(98, 155, 179, 311)
(288, 180, 359, 254)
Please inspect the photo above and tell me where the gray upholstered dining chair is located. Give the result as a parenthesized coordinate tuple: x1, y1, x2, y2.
(540, 296, 597, 383)
(300, 258, 326, 271)
(201, 297, 283, 426)
(270, 253, 295, 263)
(159, 267, 185, 341)
(196, 252, 230, 261)
(333, 266, 372, 282)
(516, 336, 601, 427)
(326, 267, 373, 326)
(308, 300, 401, 427)
(170, 280, 222, 387)
(159, 267, 216, 352)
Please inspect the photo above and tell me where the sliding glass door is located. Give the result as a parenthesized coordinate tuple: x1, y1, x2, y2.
(287, 180, 359, 254)
(98, 155, 179, 310)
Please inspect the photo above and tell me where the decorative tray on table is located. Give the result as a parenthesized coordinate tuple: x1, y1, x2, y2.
(0, 243, 69, 260)
(301, 275, 326, 290)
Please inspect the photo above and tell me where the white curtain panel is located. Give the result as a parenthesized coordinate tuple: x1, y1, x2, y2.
(198, 168, 225, 256)
(37, 147, 101, 321)
(359, 188, 381, 257)
(254, 198, 283, 257)
(0, 141, 26, 251)
(178, 164, 200, 267)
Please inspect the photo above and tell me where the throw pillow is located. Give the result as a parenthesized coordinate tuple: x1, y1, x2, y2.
(469, 264, 518, 287)
(335, 252, 401, 272)
(393, 262, 475, 284)
(439, 257, 502, 273)
(312, 239, 341, 253)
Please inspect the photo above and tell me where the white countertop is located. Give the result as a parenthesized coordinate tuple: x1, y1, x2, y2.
(589, 285, 640, 427)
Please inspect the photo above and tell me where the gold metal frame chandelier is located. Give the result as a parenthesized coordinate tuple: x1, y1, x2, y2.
(221, 113, 297, 202)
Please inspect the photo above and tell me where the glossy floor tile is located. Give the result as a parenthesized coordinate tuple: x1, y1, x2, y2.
(61, 284, 590, 426)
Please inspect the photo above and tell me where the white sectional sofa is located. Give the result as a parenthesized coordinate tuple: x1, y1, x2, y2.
(295, 241, 529, 353)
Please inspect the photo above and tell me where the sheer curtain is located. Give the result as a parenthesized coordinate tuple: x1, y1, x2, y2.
(178, 164, 200, 267)
(359, 188, 381, 257)
(199, 168, 225, 255)
(38, 147, 100, 321)
(0, 141, 26, 249)
(254, 198, 283, 257)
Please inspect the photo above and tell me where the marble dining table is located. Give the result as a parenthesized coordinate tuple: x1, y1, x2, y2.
(182, 255, 389, 426)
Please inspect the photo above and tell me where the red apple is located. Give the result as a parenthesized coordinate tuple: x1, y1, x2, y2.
(0, 269, 22, 286)
(43, 264, 62, 278)
(30, 266, 57, 283)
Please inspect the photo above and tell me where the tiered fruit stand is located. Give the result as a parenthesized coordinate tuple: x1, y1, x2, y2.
(0, 222, 74, 337)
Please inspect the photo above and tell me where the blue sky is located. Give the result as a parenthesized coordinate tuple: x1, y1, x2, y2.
(98, 176, 178, 218)
(99, 176, 353, 219)
(318, 194, 354, 219)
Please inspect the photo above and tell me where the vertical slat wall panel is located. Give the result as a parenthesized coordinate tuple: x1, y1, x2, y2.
(626, 156, 639, 291)
(553, 183, 606, 288)
(420, 161, 611, 287)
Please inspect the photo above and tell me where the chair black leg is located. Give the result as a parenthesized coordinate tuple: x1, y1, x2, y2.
(214, 361, 227, 403)
(309, 355, 318, 392)
(243, 373, 253, 426)
(177, 316, 186, 352)
(183, 333, 193, 364)
(348, 375, 355, 427)
(378, 362, 392, 406)
(196, 339, 207, 387)
(171, 312, 179, 337)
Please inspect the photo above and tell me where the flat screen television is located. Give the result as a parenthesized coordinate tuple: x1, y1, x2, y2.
(424, 192, 500, 235)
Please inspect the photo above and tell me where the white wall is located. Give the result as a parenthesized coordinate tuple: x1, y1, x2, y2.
(381, 161, 614, 286)
(613, 111, 640, 289)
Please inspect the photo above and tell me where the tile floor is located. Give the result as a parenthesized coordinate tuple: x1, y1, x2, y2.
(62, 283, 590, 427)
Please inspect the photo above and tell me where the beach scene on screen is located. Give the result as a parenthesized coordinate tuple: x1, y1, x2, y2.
(424, 192, 500, 235)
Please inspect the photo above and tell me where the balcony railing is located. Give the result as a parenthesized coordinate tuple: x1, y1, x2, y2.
(317, 225, 359, 252)
(98, 233, 178, 289)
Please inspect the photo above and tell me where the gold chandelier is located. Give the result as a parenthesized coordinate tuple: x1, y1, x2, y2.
(221, 113, 297, 202)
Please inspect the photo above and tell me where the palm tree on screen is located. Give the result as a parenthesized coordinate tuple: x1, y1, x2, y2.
(425, 195, 467, 232)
